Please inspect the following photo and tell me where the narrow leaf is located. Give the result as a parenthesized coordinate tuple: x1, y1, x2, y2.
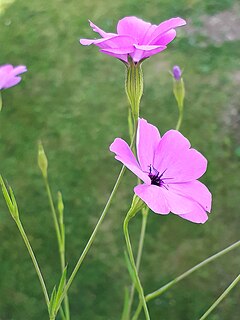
(48, 286, 57, 316)
(55, 266, 68, 306)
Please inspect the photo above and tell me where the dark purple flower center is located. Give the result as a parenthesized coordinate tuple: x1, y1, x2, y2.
(148, 165, 164, 187)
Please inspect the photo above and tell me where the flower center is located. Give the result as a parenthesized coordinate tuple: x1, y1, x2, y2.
(148, 165, 164, 187)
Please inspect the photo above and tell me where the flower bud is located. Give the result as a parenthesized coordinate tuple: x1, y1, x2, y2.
(172, 65, 182, 81)
(172, 65, 185, 109)
(38, 141, 48, 178)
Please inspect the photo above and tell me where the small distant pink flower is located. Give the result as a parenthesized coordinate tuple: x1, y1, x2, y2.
(110, 119, 211, 223)
(0, 64, 27, 90)
(80, 16, 186, 63)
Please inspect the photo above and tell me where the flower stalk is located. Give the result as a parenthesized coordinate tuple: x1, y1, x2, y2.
(123, 196, 150, 320)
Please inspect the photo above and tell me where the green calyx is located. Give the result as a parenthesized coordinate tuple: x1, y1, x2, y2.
(173, 77, 185, 111)
(126, 195, 146, 221)
(125, 58, 143, 124)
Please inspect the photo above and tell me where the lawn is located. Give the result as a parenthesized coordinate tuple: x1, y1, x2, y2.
(0, 0, 240, 319)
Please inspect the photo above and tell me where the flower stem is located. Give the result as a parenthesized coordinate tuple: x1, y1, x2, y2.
(16, 219, 50, 308)
(124, 213, 150, 320)
(146, 240, 240, 301)
(175, 109, 183, 131)
(44, 177, 70, 320)
(199, 273, 240, 320)
(127, 208, 149, 318)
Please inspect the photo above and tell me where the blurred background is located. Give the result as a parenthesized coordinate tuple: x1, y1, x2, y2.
(0, 0, 240, 319)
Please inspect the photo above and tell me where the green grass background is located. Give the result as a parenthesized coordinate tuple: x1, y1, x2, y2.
(0, 0, 240, 319)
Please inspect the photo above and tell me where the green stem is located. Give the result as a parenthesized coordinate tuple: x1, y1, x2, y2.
(199, 273, 240, 320)
(127, 208, 149, 319)
(44, 178, 62, 246)
(132, 301, 142, 320)
(175, 108, 183, 131)
(16, 219, 50, 307)
(124, 214, 150, 320)
(44, 177, 70, 320)
(146, 240, 240, 302)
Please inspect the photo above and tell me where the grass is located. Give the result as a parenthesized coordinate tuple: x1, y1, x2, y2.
(0, 0, 240, 319)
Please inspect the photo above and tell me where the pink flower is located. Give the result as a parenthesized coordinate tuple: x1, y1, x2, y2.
(110, 119, 211, 223)
(80, 16, 186, 63)
(0, 64, 27, 90)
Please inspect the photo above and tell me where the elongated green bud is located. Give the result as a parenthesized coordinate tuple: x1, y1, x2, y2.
(38, 141, 48, 178)
(0, 175, 19, 221)
(125, 58, 143, 124)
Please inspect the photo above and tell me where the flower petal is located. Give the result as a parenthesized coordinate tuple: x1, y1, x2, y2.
(3, 76, 22, 89)
(95, 35, 135, 52)
(148, 17, 186, 44)
(11, 65, 27, 76)
(110, 138, 150, 184)
(154, 130, 207, 182)
(134, 184, 170, 214)
(131, 44, 167, 62)
(136, 118, 161, 172)
(99, 50, 128, 62)
(161, 187, 196, 214)
(154, 29, 176, 46)
(117, 16, 153, 43)
(89, 20, 116, 38)
(177, 203, 209, 224)
(80, 37, 114, 46)
(168, 180, 212, 212)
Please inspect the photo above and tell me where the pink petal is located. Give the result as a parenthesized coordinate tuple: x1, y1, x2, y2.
(161, 187, 196, 214)
(154, 29, 176, 46)
(80, 37, 113, 46)
(136, 118, 161, 172)
(0, 64, 13, 73)
(11, 65, 27, 76)
(154, 130, 190, 170)
(178, 203, 209, 224)
(168, 180, 212, 212)
(80, 35, 135, 56)
(154, 130, 207, 182)
(166, 149, 207, 182)
(148, 17, 186, 45)
(117, 16, 153, 43)
(100, 46, 134, 54)
(99, 50, 128, 62)
(110, 138, 150, 184)
(141, 25, 158, 44)
(131, 44, 167, 62)
(134, 184, 170, 214)
(89, 20, 116, 38)
(3, 76, 22, 89)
